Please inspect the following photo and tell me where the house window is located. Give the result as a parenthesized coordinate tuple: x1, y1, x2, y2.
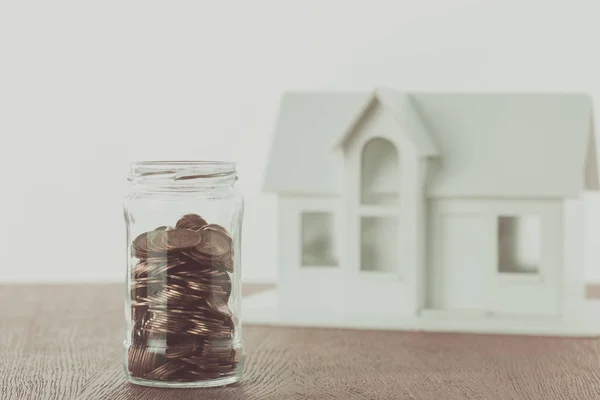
(301, 212, 337, 267)
(360, 216, 398, 273)
(498, 216, 540, 274)
(361, 138, 399, 206)
(359, 138, 400, 273)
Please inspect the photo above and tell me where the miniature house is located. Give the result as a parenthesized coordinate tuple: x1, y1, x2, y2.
(246, 90, 600, 335)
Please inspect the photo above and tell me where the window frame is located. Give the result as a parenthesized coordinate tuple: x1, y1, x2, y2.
(358, 137, 402, 275)
(300, 211, 339, 268)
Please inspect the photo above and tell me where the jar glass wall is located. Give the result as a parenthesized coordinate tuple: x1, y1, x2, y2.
(123, 161, 244, 388)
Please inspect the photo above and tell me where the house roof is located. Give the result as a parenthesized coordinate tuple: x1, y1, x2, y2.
(333, 88, 440, 156)
(263, 91, 596, 198)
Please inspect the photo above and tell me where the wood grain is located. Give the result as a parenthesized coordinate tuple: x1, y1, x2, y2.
(2, 284, 600, 399)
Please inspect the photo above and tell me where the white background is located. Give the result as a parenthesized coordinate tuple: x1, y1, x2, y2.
(2, 0, 600, 283)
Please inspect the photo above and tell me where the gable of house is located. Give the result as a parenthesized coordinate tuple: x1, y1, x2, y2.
(333, 88, 440, 157)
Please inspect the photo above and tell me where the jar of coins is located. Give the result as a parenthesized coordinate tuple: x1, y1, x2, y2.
(123, 161, 244, 388)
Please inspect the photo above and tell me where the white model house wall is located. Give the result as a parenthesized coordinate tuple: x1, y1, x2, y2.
(563, 196, 586, 316)
(277, 191, 425, 316)
(426, 198, 563, 316)
(276, 195, 346, 313)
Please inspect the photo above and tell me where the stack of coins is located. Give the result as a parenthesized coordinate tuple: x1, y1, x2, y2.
(128, 214, 239, 382)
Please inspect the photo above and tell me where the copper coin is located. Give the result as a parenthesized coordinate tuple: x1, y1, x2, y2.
(183, 356, 221, 368)
(147, 286, 193, 304)
(232, 349, 242, 363)
(151, 259, 189, 275)
(146, 253, 188, 264)
(177, 253, 214, 271)
(182, 277, 231, 300)
(219, 257, 234, 273)
(180, 252, 221, 271)
(165, 342, 197, 359)
(205, 256, 234, 273)
(139, 258, 190, 277)
(133, 230, 171, 257)
(203, 337, 233, 349)
(164, 228, 202, 251)
(186, 369, 223, 379)
(204, 223, 231, 236)
(198, 314, 232, 327)
(146, 361, 186, 380)
(132, 261, 150, 278)
(185, 280, 227, 292)
(202, 348, 234, 360)
(176, 214, 208, 232)
(131, 231, 155, 258)
(205, 271, 232, 296)
(195, 229, 231, 258)
(209, 363, 237, 373)
(131, 294, 153, 306)
(202, 224, 232, 240)
(128, 345, 157, 377)
(206, 328, 233, 338)
(205, 296, 232, 318)
(144, 321, 188, 336)
(189, 321, 229, 335)
(132, 277, 164, 286)
(192, 299, 224, 315)
(148, 230, 169, 252)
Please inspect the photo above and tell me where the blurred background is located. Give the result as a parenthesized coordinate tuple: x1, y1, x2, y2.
(2, 0, 600, 284)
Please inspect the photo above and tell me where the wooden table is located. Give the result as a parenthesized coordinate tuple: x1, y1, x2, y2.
(2, 285, 600, 400)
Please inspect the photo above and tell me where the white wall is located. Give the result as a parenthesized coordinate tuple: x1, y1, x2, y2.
(2, 0, 600, 282)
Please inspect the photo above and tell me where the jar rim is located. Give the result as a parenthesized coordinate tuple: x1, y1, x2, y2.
(128, 161, 237, 185)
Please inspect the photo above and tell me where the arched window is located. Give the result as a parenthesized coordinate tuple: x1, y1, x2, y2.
(359, 138, 399, 273)
(361, 138, 399, 206)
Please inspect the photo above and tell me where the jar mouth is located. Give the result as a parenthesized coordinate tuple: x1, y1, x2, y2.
(129, 161, 237, 186)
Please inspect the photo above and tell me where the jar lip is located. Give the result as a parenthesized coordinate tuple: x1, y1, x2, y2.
(129, 160, 237, 185)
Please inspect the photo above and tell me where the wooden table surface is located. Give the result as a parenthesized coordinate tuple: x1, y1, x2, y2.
(2, 285, 600, 400)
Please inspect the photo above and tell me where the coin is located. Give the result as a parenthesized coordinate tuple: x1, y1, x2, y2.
(195, 229, 231, 258)
(179, 271, 231, 300)
(148, 230, 169, 252)
(219, 256, 234, 273)
(165, 342, 198, 359)
(132, 231, 154, 258)
(131, 299, 151, 307)
(186, 369, 223, 379)
(202, 339, 236, 359)
(146, 286, 194, 304)
(205, 296, 233, 318)
(204, 223, 231, 236)
(153, 260, 187, 276)
(181, 248, 213, 266)
(165, 228, 202, 251)
(132, 277, 164, 286)
(132, 260, 150, 277)
(147, 361, 187, 380)
(144, 319, 189, 335)
(128, 345, 157, 377)
(232, 349, 242, 363)
(176, 214, 208, 232)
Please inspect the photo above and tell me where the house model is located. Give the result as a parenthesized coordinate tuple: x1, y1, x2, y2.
(243, 89, 600, 336)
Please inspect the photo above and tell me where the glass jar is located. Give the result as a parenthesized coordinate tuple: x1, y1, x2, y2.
(123, 161, 244, 388)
